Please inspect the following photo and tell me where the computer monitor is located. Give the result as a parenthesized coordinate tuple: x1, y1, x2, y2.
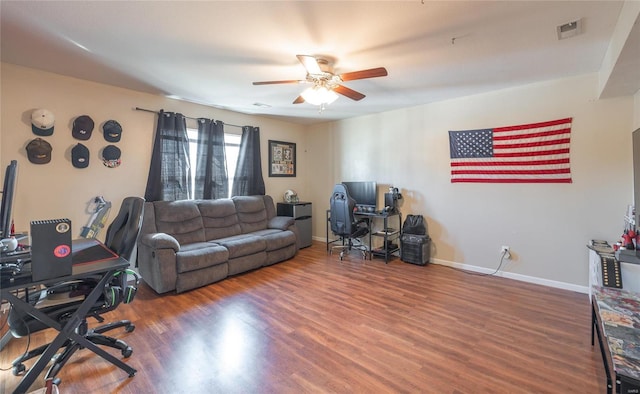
(0, 160, 18, 238)
(342, 181, 377, 212)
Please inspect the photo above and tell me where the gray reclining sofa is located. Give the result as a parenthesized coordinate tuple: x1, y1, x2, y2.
(137, 195, 299, 293)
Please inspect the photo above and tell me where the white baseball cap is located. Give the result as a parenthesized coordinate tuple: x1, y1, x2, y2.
(31, 108, 55, 136)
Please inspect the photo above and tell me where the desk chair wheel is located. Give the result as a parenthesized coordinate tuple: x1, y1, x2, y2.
(13, 363, 26, 376)
(122, 346, 133, 358)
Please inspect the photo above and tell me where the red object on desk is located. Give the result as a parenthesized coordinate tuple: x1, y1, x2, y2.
(622, 232, 634, 249)
(72, 239, 118, 266)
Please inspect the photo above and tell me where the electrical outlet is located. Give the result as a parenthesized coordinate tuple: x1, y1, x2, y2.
(501, 245, 511, 259)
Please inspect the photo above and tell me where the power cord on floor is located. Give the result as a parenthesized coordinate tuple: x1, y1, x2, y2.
(442, 249, 510, 277)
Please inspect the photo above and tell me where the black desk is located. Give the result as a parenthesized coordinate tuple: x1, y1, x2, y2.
(326, 209, 402, 263)
(1, 238, 136, 394)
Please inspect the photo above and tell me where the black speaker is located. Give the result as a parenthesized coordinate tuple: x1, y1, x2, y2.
(400, 234, 431, 265)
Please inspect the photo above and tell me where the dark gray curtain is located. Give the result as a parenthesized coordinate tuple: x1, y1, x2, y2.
(231, 126, 265, 196)
(144, 111, 191, 202)
(195, 119, 228, 199)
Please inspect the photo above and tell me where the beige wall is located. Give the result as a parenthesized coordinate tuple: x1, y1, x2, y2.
(308, 73, 634, 291)
(0, 63, 306, 241)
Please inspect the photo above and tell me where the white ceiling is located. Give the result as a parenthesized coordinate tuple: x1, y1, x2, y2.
(1, 1, 638, 125)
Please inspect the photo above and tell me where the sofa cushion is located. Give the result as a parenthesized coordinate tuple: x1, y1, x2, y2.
(227, 252, 267, 276)
(139, 233, 180, 252)
(176, 242, 229, 273)
(197, 199, 242, 240)
(177, 263, 228, 294)
(264, 244, 297, 266)
(232, 196, 268, 233)
(262, 195, 277, 220)
(214, 234, 266, 258)
(268, 216, 295, 231)
(250, 229, 297, 251)
(152, 200, 205, 245)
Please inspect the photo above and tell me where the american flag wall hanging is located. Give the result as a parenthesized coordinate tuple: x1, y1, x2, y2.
(448, 117, 572, 183)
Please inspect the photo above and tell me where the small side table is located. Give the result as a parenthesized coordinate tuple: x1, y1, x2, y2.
(277, 202, 312, 248)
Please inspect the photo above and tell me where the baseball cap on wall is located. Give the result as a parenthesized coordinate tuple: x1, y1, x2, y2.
(72, 115, 94, 140)
(31, 109, 55, 136)
(71, 143, 90, 168)
(102, 145, 121, 168)
(26, 138, 53, 164)
(103, 120, 122, 142)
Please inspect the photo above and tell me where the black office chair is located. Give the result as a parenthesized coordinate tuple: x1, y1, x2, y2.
(8, 196, 145, 380)
(329, 184, 369, 260)
(104, 196, 145, 263)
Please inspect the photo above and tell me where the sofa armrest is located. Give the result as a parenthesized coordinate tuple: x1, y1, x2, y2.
(139, 233, 181, 252)
(268, 216, 295, 231)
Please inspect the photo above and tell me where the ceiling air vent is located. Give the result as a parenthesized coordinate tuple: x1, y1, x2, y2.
(557, 19, 582, 40)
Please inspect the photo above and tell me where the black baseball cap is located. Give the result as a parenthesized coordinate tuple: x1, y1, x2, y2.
(72, 115, 94, 140)
(26, 138, 52, 164)
(103, 120, 122, 142)
(71, 143, 90, 168)
(102, 145, 121, 168)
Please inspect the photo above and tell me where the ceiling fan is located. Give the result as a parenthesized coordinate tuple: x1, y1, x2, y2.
(252, 55, 388, 106)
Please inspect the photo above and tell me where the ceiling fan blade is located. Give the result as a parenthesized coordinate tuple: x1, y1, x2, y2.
(339, 67, 388, 82)
(296, 55, 322, 75)
(334, 85, 366, 101)
(293, 96, 305, 104)
(253, 80, 304, 85)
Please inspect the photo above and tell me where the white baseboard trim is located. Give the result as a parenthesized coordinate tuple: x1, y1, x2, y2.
(430, 258, 589, 294)
(315, 238, 589, 294)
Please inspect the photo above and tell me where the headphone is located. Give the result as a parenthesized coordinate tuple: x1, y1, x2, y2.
(104, 269, 140, 307)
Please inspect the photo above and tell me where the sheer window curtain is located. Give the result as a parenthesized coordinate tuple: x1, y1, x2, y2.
(231, 126, 265, 196)
(144, 111, 192, 202)
(195, 119, 228, 199)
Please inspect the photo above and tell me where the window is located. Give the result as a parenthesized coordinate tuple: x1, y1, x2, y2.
(223, 133, 241, 198)
(187, 128, 240, 198)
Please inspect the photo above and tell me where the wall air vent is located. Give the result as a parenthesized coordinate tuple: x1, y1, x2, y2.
(557, 19, 583, 40)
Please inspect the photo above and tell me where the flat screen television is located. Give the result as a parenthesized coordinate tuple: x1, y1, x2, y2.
(0, 160, 18, 238)
(342, 181, 377, 212)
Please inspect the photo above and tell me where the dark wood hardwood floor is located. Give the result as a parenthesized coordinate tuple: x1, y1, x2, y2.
(1, 242, 606, 393)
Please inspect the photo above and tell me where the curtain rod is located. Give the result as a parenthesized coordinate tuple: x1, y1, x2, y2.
(134, 107, 243, 129)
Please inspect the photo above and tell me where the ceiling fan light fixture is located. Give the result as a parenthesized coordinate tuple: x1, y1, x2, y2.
(301, 85, 339, 106)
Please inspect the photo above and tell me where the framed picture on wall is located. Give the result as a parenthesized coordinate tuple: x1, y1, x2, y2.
(268, 140, 296, 177)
